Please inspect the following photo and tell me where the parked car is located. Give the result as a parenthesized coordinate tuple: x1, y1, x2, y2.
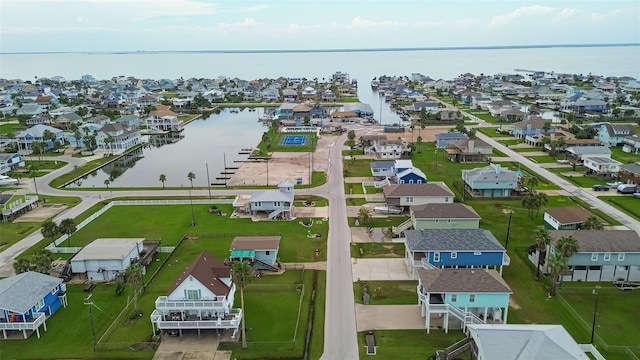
(633, 192, 640, 199)
(592, 185, 610, 191)
(617, 184, 638, 194)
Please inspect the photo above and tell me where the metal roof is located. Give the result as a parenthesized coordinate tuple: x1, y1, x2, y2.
(0, 272, 62, 314)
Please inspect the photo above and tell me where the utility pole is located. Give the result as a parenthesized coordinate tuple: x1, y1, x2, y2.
(189, 190, 196, 227)
(505, 210, 513, 250)
(591, 286, 601, 344)
(84, 294, 97, 352)
(205, 163, 211, 199)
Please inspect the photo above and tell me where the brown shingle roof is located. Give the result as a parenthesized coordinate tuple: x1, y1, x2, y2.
(230, 236, 281, 251)
(549, 230, 640, 253)
(544, 207, 593, 225)
(411, 203, 480, 219)
(35, 96, 52, 104)
(417, 268, 512, 293)
(167, 251, 231, 297)
(383, 183, 454, 198)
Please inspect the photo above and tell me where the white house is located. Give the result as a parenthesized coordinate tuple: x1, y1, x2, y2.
(70, 238, 145, 281)
(150, 251, 241, 338)
(582, 156, 622, 177)
(147, 105, 182, 132)
(96, 123, 142, 154)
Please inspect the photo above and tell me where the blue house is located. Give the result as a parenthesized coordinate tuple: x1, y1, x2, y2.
(396, 167, 427, 184)
(229, 236, 281, 271)
(0, 153, 25, 175)
(369, 159, 427, 184)
(234, 181, 294, 220)
(405, 229, 509, 278)
(0, 271, 68, 339)
(435, 132, 468, 149)
(417, 268, 512, 333)
(462, 164, 519, 198)
(14, 124, 65, 151)
(508, 117, 550, 139)
(594, 122, 636, 147)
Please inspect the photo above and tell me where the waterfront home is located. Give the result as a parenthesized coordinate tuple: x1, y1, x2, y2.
(310, 103, 327, 118)
(35, 95, 58, 109)
(462, 164, 519, 198)
(234, 181, 295, 220)
(150, 251, 241, 338)
(405, 229, 508, 278)
(618, 162, 640, 185)
(594, 122, 636, 147)
(413, 100, 439, 112)
(530, 230, 640, 282)
(435, 132, 468, 149)
(16, 104, 45, 116)
(500, 108, 525, 122)
(507, 117, 549, 139)
(543, 207, 595, 230)
(321, 89, 336, 102)
(382, 183, 455, 208)
(86, 114, 111, 126)
(0, 153, 25, 174)
(560, 99, 608, 114)
(446, 138, 493, 163)
(342, 102, 374, 117)
(622, 135, 640, 154)
(54, 112, 83, 130)
(229, 236, 281, 272)
(147, 105, 181, 132)
(14, 124, 64, 151)
(0, 271, 68, 339)
(583, 156, 622, 178)
(368, 138, 411, 159)
(70, 238, 146, 281)
(417, 267, 511, 333)
(282, 88, 298, 102)
(410, 203, 481, 230)
(96, 123, 142, 154)
(565, 146, 611, 161)
(115, 114, 141, 128)
(261, 87, 279, 102)
(23, 116, 50, 126)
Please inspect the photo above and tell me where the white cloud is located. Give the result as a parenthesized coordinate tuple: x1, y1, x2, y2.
(554, 8, 578, 21)
(218, 18, 259, 30)
(489, 5, 554, 28)
(590, 8, 627, 21)
(347, 16, 405, 29)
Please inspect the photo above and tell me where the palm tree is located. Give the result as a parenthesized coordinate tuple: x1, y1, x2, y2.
(159, 174, 167, 189)
(59, 218, 77, 246)
(104, 179, 110, 189)
(125, 263, 144, 315)
(547, 252, 568, 296)
(525, 176, 539, 192)
(105, 135, 115, 154)
(521, 194, 536, 219)
(232, 260, 253, 348)
(32, 249, 54, 274)
(533, 228, 551, 279)
(416, 136, 423, 154)
(31, 141, 44, 161)
(533, 192, 548, 217)
(583, 216, 604, 230)
(357, 207, 372, 225)
(41, 220, 59, 241)
(13, 258, 32, 274)
(187, 172, 196, 188)
(556, 235, 579, 259)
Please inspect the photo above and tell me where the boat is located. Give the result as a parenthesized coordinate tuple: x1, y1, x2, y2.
(374, 206, 402, 214)
(258, 113, 272, 122)
(0, 175, 19, 186)
(370, 80, 379, 89)
(384, 92, 392, 102)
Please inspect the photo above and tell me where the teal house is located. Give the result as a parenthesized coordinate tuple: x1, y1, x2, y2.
(229, 236, 281, 272)
(462, 164, 518, 198)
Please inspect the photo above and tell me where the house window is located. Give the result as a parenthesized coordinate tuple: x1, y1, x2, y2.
(445, 197, 449, 202)
(447, 219, 451, 223)
(435, 219, 439, 223)
(591, 253, 598, 261)
(618, 253, 625, 261)
(417, 180, 422, 184)
(451, 252, 457, 259)
(36, 298, 45, 310)
(469, 294, 476, 303)
(604, 253, 611, 261)
(274, 202, 281, 207)
(406, 197, 413, 203)
(450, 294, 457, 302)
(266, 251, 270, 255)
(433, 252, 440, 262)
(255, 202, 262, 207)
(184, 289, 201, 300)
(400, 180, 405, 184)
(474, 251, 481, 255)
(409, 180, 414, 184)
(51, 287, 57, 295)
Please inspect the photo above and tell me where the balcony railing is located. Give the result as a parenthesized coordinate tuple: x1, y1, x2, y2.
(502, 253, 510, 266)
(421, 258, 436, 269)
(0, 312, 45, 331)
(155, 296, 227, 310)
(150, 309, 242, 330)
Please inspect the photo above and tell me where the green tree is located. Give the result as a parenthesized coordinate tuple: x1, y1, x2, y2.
(13, 258, 32, 274)
(104, 135, 115, 154)
(347, 130, 356, 150)
(104, 179, 111, 189)
(41, 220, 59, 241)
(77, 107, 88, 117)
(187, 172, 196, 188)
(521, 194, 537, 219)
(231, 260, 253, 349)
(556, 235, 579, 259)
(125, 263, 144, 314)
(357, 207, 372, 225)
(583, 216, 604, 230)
(59, 218, 77, 246)
(159, 174, 167, 189)
(32, 249, 54, 274)
(31, 141, 45, 161)
(416, 136, 423, 154)
(533, 192, 548, 217)
(526, 176, 539, 192)
(547, 252, 567, 296)
(533, 228, 551, 280)
(303, 115, 310, 126)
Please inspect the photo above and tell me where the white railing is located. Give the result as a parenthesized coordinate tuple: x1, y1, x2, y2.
(418, 286, 485, 330)
(421, 257, 436, 269)
(392, 218, 413, 235)
(579, 344, 607, 360)
(158, 246, 176, 253)
(155, 296, 227, 310)
(150, 309, 242, 329)
(0, 312, 45, 331)
(503, 253, 511, 266)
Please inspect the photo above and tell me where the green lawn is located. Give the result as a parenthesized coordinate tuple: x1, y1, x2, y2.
(346, 197, 368, 206)
(610, 147, 640, 164)
(354, 280, 418, 305)
(468, 112, 498, 124)
(357, 330, 465, 359)
(500, 139, 524, 146)
(342, 149, 364, 156)
(600, 196, 640, 220)
(254, 130, 319, 154)
(476, 126, 505, 137)
(343, 159, 374, 177)
(512, 147, 545, 153)
(0, 122, 26, 135)
(560, 174, 606, 188)
(348, 216, 410, 228)
(350, 243, 405, 258)
(527, 155, 563, 164)
(25, 159, 68, 170)
(345, 182, 364, 194)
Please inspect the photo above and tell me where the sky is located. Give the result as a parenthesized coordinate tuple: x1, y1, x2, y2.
(0, 0, 639, 53)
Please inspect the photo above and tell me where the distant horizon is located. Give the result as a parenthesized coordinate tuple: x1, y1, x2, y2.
(1, 42, 638, 56)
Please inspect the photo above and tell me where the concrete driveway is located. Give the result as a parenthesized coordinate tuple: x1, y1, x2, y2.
(153, 331, 230, 360)
(355, 304, 424, 331)
(351, 258, 411, 282)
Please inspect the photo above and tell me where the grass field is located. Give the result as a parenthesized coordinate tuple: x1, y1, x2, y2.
(511, 147, 543, 153)
(600, 196, 640, 220)
(476, 127, 505, 138)
(354, 281, 418, 305)
(527, 155, 563, 164)
(343, 159, 374, 177)
(350, 243, 405, 258)
(357, 330, 465, 359)
(610, 147, 640, 164)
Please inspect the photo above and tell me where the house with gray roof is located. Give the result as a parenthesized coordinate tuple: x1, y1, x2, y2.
(234, 181, 294, 220)
(0, 271, 68, 339)
(382, 182, 454, 208)
(405, 229, 509, 279)
(446, 138, 493, 162)
(594, 122, 636, 147)
(435, 132, 468, 149)
(622, 134, 640, 154)
(462, 164, 519, 198)
(70, 238, 145, 281)
(96, 123, 141, 154)
(583, 156, 622, 177)
(565, 145, 611, 161)
(543, 206, 595, 230)
(14, 124, 65, 151)
(533, 230, 640, 282)
(417, 267, 512, 333)
(618, 162, 640, 185)
(410, 203, 481, 230)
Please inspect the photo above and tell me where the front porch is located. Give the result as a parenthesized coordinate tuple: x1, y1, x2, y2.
(0, 312, 47, 339)
(150, 308, 242, 339)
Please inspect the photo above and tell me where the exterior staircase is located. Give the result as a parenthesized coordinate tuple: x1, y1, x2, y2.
(436, 338, 472, 360)
(392, 218, 413, 235)
(373, 177, 391, 188)
(268, 207, 285, 220)
(253, 258, 279, 272)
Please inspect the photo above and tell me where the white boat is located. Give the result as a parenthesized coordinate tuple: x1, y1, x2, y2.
(0, 175, 19, 186)
(374, 206, 402, 214)
(384, 92, 392, 102)
(258, 113, 272, 121)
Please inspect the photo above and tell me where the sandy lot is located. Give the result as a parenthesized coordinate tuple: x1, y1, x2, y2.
(13, 204, 67, 222)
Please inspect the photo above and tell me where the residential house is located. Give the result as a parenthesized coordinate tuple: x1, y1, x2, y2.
(0, 271, 68, 339)
(150, 251, 241, 338)
(96, 123, 141, 154)
(618, 162, 640, 185)
(508, 117, 549, 139)
(410, 203, 481, 230)
(54, 112, 83, 130)
(460, 324, 592, 360)
(16, 104, 45, 116)
(65, 123, 102, 148)
(435, 132, 468, 149)
(543, 207, 595, 230)
(282, 89, 298, 102)
(565, 146, 611, 161)
(413, 100, 439, 113)
(229, 236, 281, 271)
(138, 95, 159, 106)
(321, 89, 336, 102)
(115, 114, 141, 128)
(293, 104, 311, 123)
(342, 102, 374, 117)
(371, 139, 411, 159)
(261, 87, 279, 102)
(405, 229, 508, 278)
(382, 183, 455, 208)
(309, 103, 327, 118)
(86, 114, 111, 126)
(35, 95, 58, 109)
(233, 181, 294, 220)
(24, 116, 50, 126)
(147, 105, 182, 132)
(417, 268, 511, 333)
(70, 238, 146, 281)
(370, 161, 395, 178)
(362, 135, 389, 156)
(535, 230, 640, 282)
(583, 156, 622, 177)
(14, 124, 65, 151)
(395, 165, 427, 184)
(595, 123, 636, 147)
(0, 153, 25, 175)
(462, 164, 519, 198)
(274, 103, 297, 120)
(446, 139, 493, 163)
(501, 108, 525, 122)
(438, 110, 463, 122)
(560, 99, 608, 114)
(623, 135, 640, 154)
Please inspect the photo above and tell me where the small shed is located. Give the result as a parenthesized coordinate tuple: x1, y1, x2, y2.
(70, 238, 145, 281)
